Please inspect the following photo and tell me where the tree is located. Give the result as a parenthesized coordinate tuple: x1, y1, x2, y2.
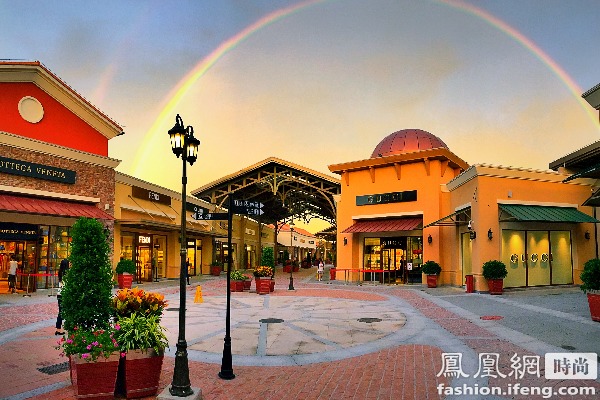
(61, 217, 114, 331)
(261, 247, 275, 268)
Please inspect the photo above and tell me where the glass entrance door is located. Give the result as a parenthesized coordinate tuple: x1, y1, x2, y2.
(502, 230, 527, 288)
(136, 246, 152, 282)
(550, 231, 572, 284)
(527, 231, 550, 286)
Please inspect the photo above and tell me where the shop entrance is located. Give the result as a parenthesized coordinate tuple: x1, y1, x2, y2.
(501, 230, 572, 288)
(363, 236, 423, 284)
(136, 245, 152, 282)
(1, 241, 38, 291)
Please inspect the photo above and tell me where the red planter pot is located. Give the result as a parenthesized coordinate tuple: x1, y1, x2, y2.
(117, 274, 133, 289)
(256, 277, 271, 294)
(116, 349, 163, 399)
(426, 274, 438, 288)
(210, 266, 222, 276)
(70, 354, 120, 400)
(243, 279, 252, 291)
(587, 293, 600, 322)
(230, 281, 244, 292)
(487, 279, 504, 295)
(283, 265, 292, 273)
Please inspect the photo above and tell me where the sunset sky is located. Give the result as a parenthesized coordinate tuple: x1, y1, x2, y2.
(2, 0, 599, 232)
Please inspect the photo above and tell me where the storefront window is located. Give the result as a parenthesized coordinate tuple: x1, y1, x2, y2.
(362, 236, 422, 284)
(154, 236, 166, 279)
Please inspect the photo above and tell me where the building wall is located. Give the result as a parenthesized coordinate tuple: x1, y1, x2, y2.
(336, 157, 462, 280)
(0, 82, 109, 156)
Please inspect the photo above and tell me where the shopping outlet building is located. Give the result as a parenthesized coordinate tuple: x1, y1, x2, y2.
(329, 127, 600, 292)
(0, 61, 276, 291)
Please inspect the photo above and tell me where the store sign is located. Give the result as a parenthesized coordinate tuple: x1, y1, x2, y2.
(132, 186, 171, 205)
(0, 222, 38, 240)
(381, 237, 406, 249)
(138, 235, 151, 244)
(356, 190, 417, 206)
(0, 156, 76, 184)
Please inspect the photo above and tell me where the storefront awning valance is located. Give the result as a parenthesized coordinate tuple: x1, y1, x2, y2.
(0, 193, 113, 219)
(342, 217, 422, 233)
(498, 204, 599, 223)
(423, 207, 471, 228)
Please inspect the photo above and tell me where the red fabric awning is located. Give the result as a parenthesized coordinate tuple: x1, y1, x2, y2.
(342, 217, 422, 233)
(0, 193, 113, 219)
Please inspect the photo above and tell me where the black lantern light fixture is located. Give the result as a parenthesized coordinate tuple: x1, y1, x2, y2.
(166, 114, 200, 398)
(289, 221, 295, 290)
(585, 231, 591, 240)
(343, 237, 347, 246)
(488, 229, 493, 240)
(427, 234, 432, 244)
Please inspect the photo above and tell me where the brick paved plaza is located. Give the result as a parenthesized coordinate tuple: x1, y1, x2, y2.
(1, 266, 599, 400)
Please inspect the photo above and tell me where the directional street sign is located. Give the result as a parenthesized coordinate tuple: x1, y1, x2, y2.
(231, 199, 264, 216)
(191, 212, 228, 220)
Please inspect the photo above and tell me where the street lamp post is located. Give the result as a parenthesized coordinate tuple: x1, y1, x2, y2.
(167, 114, 200, 397)
(289, 221, 295, 290)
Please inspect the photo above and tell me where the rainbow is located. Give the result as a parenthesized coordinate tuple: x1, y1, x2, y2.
(130, 0, 597, 176)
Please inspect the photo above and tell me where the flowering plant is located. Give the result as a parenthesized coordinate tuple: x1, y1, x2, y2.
(253, 265, 273, 277)
(55, 326, 121, 362)
(112, 288, 167, 319)
(230, 270, 246, 281)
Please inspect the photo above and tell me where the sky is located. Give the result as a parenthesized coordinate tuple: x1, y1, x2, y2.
(2, 0, 600, 233)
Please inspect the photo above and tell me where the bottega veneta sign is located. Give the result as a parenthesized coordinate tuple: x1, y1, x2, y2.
(356, 190, 417, 206)
(0, 156, 76, 184)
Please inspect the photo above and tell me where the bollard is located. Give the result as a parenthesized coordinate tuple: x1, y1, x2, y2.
(194, 285, 203, 303)
(465, 274, 474, 293)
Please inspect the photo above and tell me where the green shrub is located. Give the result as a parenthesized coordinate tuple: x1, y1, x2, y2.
(581, 258, 600, 293)
(482, 260, 508, 280)
(421, 260, 441, 275)
(61, 217, 113, 331)
(261, 247, 275, 268)
(115, 258, 136, 274)
(230, 270, 246, 281)
(114, 313, 168, 353)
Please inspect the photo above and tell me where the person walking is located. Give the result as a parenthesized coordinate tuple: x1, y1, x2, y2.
(55, 259, 69, 335)
(8, 255, 18, 293)
(317, 260, 324, 281)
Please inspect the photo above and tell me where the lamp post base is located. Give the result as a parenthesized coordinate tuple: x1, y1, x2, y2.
(288, 274, 294, 290)
(157, 386, 202, 400)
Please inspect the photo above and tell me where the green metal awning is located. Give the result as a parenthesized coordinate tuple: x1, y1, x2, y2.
(423, 207, 471, 228)
(498, 204, 599, 223)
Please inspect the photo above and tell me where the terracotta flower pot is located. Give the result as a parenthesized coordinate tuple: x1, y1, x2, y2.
(487, 279, 504, 295)
(587, 293, 600, 322)
(117, 273, 133, 289)
(70, 353, 120, 400)
(426, 274, 438, 288)
(116, 349, 164, 399)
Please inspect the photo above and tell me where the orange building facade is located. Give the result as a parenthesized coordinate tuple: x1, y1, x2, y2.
(330, 129, 598, 291)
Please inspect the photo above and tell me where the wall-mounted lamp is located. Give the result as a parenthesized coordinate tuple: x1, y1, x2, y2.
(427, 234, 432, 244)
(343, 237, 348, 246)
(469, 231, 476, 240)
(487, 229, 493, 240)
(585, 231, 591, 240)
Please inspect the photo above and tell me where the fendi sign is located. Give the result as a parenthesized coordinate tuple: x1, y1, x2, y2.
(131, 186, 171, 205)
(0, 156, 76, 184)
(356, 190, 417, 206)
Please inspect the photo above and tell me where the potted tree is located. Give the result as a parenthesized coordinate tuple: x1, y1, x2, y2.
(229, 270, 246, 292)
(116, 259, 136, 289)
(210, 260, 222, 276)
(580, 258, 600, 322)
(112, 288, 169, 398)
(482, 260, 508, 295)
(421, 260, 442, 288)
(57, 217, 120, 400)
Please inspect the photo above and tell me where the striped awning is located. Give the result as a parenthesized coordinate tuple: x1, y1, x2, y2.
(0, 193, 113, 219)
(342, 217, 422, 233)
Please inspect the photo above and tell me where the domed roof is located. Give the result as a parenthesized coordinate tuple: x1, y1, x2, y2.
(370, 129, 448, 158)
